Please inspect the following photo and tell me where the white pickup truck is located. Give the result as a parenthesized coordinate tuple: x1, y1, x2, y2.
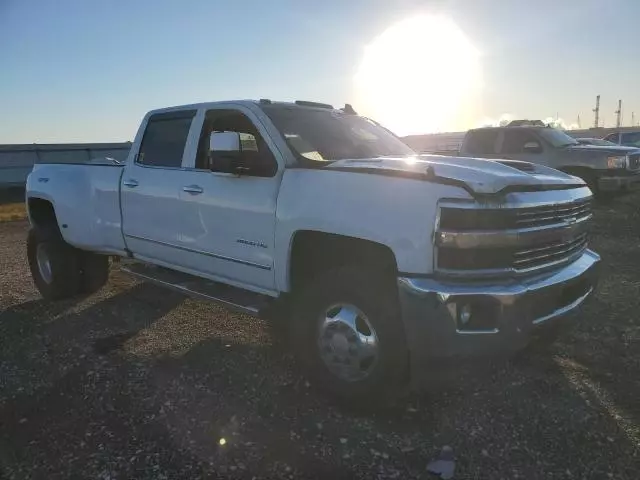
(25, 99, 601, 404)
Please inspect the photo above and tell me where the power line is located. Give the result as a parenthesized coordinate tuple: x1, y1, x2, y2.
(593, 95, 600, 128)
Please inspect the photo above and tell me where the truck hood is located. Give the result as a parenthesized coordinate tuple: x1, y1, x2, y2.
(326, 155, 585, 195)
(566, 144, 640, 155)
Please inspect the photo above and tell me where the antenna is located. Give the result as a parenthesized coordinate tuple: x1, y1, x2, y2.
(615, 100, 622, 128)
(593, 95, 600, 128)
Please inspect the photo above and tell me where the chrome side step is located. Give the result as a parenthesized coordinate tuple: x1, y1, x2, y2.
(120, 261, 271, 316)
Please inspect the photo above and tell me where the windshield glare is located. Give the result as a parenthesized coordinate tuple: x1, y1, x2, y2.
(262, 106, 415, 162)
(538, 128, 579, 147)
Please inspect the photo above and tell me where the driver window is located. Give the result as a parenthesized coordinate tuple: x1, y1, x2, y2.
(501, 130, 541, 154)
(196, 110, 277, 177)
(603, 133, 619, 144)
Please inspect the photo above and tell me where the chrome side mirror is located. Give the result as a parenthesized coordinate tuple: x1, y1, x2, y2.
(523, 141, 542, 153)
(209, 131, 241, 153)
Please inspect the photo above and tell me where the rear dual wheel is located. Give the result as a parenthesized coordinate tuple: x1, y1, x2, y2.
(27, 226, 110, 301)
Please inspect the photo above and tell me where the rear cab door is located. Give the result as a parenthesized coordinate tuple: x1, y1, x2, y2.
(120, 109, 198, 266)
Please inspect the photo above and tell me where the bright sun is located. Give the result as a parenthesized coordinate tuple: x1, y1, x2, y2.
(354, 15, 480, 136)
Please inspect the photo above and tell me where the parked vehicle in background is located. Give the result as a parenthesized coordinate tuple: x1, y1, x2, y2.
(458, 120, 640, 195)
(602, 130, 640, 148)
(576, 138, 617, 147)
(25, 101, 600, 405)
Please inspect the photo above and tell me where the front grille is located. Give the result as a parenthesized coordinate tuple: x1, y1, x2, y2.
(629, 153, 640, 170)
(437, 233, 588, 273)
(436, 193, 592, 277)
(513, 233, 588, 271)
(439, 198, 591, 231)
(515, 199, 591, 228)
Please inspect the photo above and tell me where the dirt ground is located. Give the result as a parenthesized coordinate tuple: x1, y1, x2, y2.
(0, 194, 639, 479)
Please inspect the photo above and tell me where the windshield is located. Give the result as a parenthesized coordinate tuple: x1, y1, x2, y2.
(537, 128, 579, 148)
(621, 131, 640, 147)
(262, 106, 415, 162)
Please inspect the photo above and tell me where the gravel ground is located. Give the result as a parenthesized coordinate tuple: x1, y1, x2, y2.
(1, 195, 639, 479)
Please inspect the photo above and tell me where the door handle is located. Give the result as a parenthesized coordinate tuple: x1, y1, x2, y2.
(123, 179, 139, 188)
(183, 185, 203, 195)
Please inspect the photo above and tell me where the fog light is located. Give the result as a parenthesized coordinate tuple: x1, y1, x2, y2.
(458, 304, 472, 325)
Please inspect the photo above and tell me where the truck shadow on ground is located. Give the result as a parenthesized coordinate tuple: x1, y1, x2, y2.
(1, 277, 638, 478)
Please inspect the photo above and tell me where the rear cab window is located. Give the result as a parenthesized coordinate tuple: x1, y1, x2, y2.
(137, 110, 196, 168)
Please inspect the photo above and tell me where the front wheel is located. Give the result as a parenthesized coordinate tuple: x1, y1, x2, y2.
(289, 266, 409, 406)
(27, 227, 81, 300)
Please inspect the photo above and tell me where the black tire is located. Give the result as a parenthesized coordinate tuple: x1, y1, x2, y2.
(78, 252, 110, 294)
(289, 266, 409, 406)
(27, 227, 81, 301)
(575, 171, 613, 202)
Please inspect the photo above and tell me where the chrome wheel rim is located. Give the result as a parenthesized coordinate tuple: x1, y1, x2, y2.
(317, 303, 379, 382)
(36, 244, 53, 284)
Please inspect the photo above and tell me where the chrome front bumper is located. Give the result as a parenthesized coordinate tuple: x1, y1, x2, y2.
(397, 250, 600, 367)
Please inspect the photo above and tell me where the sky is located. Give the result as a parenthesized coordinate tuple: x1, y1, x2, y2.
(1, 0, 639, 143)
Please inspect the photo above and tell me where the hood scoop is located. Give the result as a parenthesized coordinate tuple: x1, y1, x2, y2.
(493, 159, 536, 172)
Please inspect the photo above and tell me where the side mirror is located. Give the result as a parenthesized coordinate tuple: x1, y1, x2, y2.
(209, 132, 242, 173)
(523, 141, 542, 153)
(209, 131, 241, 154)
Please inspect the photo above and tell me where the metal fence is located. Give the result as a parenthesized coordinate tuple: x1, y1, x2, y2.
(2, 125, 637, 188)
(0, 143, 131, 188)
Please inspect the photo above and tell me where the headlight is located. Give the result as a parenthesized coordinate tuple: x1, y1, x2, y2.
(607, 155, 627, 169)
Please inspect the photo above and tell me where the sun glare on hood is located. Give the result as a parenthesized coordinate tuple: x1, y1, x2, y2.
(354, 14, 480, 136)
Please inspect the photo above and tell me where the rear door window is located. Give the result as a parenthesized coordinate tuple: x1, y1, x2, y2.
(138, 111, 195, 168)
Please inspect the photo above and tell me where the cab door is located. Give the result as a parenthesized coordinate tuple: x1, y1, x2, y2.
(496, 129, 550, 166)
(170, 106, 283, 294)
(121, 110, 197, 266)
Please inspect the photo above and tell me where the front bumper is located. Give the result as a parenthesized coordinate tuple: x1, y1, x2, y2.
(597, 172, 640, 191)
(397, 250, 600, 370)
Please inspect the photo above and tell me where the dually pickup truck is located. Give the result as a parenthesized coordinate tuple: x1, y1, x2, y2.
(25, 100, 600, 404)
(458, 121, 640, 196)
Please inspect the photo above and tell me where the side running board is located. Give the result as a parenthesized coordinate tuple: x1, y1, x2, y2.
(120, 261, 272, 316)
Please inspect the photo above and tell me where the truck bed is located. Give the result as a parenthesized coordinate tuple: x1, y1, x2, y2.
(26, 162, 127, 255)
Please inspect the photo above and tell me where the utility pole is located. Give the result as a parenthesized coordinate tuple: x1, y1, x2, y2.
(577, 114, 581, 129)
(593, 95, 600, 128)
(632, 112, 635, 127)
